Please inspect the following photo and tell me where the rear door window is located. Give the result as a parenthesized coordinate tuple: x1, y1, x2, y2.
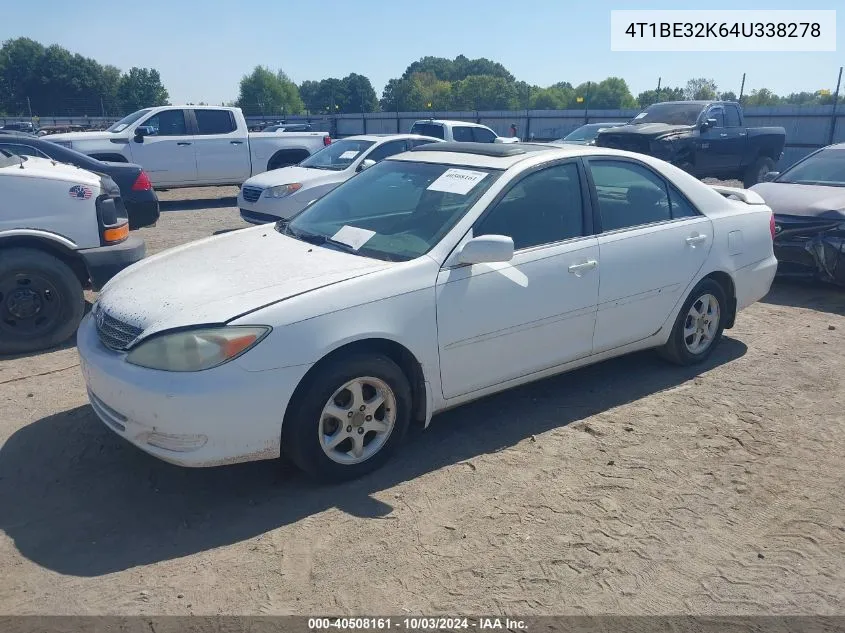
(452, 126, 474, 142)
(410, 123, 444, 139)
(194, 109, 237, 135)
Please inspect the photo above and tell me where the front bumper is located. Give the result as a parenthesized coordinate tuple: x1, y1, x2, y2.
(237, 191, 306, 224)
(773, 216, 845, 286)
(77, 313, 312, 467)
(78, 235, 146, 291)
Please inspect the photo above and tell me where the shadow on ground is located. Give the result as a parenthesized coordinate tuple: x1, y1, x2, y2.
(0, 339, 746, 577)
(762, 279, 845, 317)
(159, 197, 238, 212)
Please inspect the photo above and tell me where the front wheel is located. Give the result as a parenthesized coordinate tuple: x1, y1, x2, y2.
(0, 248, 84, 355)
(282, 354, 412, 482)
(743, 156, 775, 188)
(658, 279, 727, 366)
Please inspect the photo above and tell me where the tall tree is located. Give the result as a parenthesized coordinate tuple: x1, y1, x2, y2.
(118, 67, 170, 113)
(573, 77, 637, 109)
(402, 54, 514, 83)
(720, 90, 737, 102)
(451, 75, 519, 110)
(236, 66, 303, 115)
(637, 86, 685, 107)
(742, 88, 781, 107)
(684, 78, 718, 100)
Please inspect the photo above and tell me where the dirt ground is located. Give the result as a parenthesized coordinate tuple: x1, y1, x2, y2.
(0, 187, 844, 616)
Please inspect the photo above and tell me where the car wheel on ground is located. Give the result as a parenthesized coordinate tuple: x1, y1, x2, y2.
(743, 156, 775, 188)
(282, 353, 412, 482)
(658, 278, 727, 366)
(0, 248, 84, 355)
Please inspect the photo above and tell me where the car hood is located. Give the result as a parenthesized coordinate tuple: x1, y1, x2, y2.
(13, 156, 102, 186)
(750, 182, 845, 220)
(44, 131, 114, 143)
(599, 123, 693, 138)
(241, 165, 347, 189)
(96, 225, 393, 340)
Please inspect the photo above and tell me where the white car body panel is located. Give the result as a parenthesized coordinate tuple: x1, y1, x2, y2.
(46, 106, 328, 188)
(0, 155, 103, 248)
(78, 144, 777, 468)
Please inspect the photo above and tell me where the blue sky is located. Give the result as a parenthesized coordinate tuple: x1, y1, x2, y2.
(1, 0, 842, 103)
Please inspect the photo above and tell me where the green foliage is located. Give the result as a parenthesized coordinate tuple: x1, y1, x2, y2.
(0, 37, 169, 116)
(402, 55, 515, 83)
(299, 74, 378, 113)
(637, 86, 685, 107)
(380, 73, 452, 111)
(572, 78, 637, 109)
(236, 66, 303, 115)
(451, 75, 519, 110)
(684, 78, 718, 101)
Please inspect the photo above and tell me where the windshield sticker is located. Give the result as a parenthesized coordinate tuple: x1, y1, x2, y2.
(339, 150, 360, 160)
(633, 112, 647, 120)
(331, 225, 376, 251)
(68, 185, 93, 200)
(427, 168, 488, 195)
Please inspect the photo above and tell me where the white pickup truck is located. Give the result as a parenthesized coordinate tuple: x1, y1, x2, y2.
(409, 119, 519, 143)
(45, 106, 331, 188)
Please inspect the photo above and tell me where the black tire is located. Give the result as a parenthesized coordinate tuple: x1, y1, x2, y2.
(658, 278, 727, 366)
(0, 248, 84, 355)
(282, 353, 412, 482)
(743, 156, 775, 188)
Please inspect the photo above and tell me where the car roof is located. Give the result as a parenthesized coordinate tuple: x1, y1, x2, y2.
(412, 119, 490, 128)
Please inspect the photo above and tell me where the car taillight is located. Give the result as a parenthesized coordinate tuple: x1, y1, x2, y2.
(769, 213, 776, 240)
(131, 170, 152, 191)
(323, 136, 332, 146)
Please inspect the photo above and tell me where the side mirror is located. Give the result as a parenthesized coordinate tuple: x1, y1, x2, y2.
(701, 118, 717, 131)
(357, 159, 376, 172)
(134, 126, 153, 142)
(457, 235, 514, 265)
(763, 171, 780, 182)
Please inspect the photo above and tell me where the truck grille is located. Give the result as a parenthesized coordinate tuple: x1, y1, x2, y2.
(241, 186, 263, 203)
(94, 305, 143, 351)
(597, 134, 650, 155)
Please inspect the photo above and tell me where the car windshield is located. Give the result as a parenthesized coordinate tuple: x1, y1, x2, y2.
(630, 103, 706, 126)
(778, 147, 845, 187)
(299, 139, 376, 171)
(0, 151, 24, 167)
(281, 159, 502, 261)
(410, 123, 445, 139)
(107, 109, 152, 133)
(563, 124, 612, 142)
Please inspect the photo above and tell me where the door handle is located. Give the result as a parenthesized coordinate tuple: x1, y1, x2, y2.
(686, 234, 707, 246)
(177, 142, 192, 146)
(568, 260, 598, 274)
(230, 140, 243, 145)
(719, 133, 728, 137)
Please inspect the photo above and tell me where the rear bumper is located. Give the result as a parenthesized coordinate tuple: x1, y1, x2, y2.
(78, 235, 146, 291)
(125, 196, 160, 230)
(734, 255, 779, 311)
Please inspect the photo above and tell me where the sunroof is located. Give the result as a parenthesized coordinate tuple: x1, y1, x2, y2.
(410, 141, 553, 157)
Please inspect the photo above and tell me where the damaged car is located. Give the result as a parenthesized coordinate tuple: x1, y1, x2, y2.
(751, 143, 845, 286)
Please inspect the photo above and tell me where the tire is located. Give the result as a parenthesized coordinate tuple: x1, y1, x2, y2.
(0, 248, 85, 355)
(282, 353, 412, 482)
(743, 156, 775, 188)
(658, 279, 727, 366)
(267, 150, 309, 171)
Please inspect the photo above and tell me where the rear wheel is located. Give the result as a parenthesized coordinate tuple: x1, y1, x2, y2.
(743, 156, 775, 188)
(0, 248, 84, 355)
(658, 279, 726, 366)
(267, 150, 310, 171)
(283, 354, 412, 482)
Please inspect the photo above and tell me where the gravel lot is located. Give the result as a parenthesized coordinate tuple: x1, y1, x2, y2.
(0, 186, 844, 616)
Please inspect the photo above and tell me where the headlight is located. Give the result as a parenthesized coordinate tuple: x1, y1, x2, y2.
(264, 183, 302, 198)
(126, 326, 270, 372)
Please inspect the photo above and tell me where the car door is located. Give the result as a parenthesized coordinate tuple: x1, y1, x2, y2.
(436, 161, 599, 399)
(585, 158, 712, 353)
(451, 126, 475, 142)
(471, 127, 497, 143)
(697, 106, 735, 174)
(719, 104, 747, 171)
(190, 109, 251, 184)
(128, 109, 197, 186)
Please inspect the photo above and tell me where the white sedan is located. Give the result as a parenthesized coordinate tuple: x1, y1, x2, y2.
(237, 134, 442, 224)
(78, 141, 778, 481)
